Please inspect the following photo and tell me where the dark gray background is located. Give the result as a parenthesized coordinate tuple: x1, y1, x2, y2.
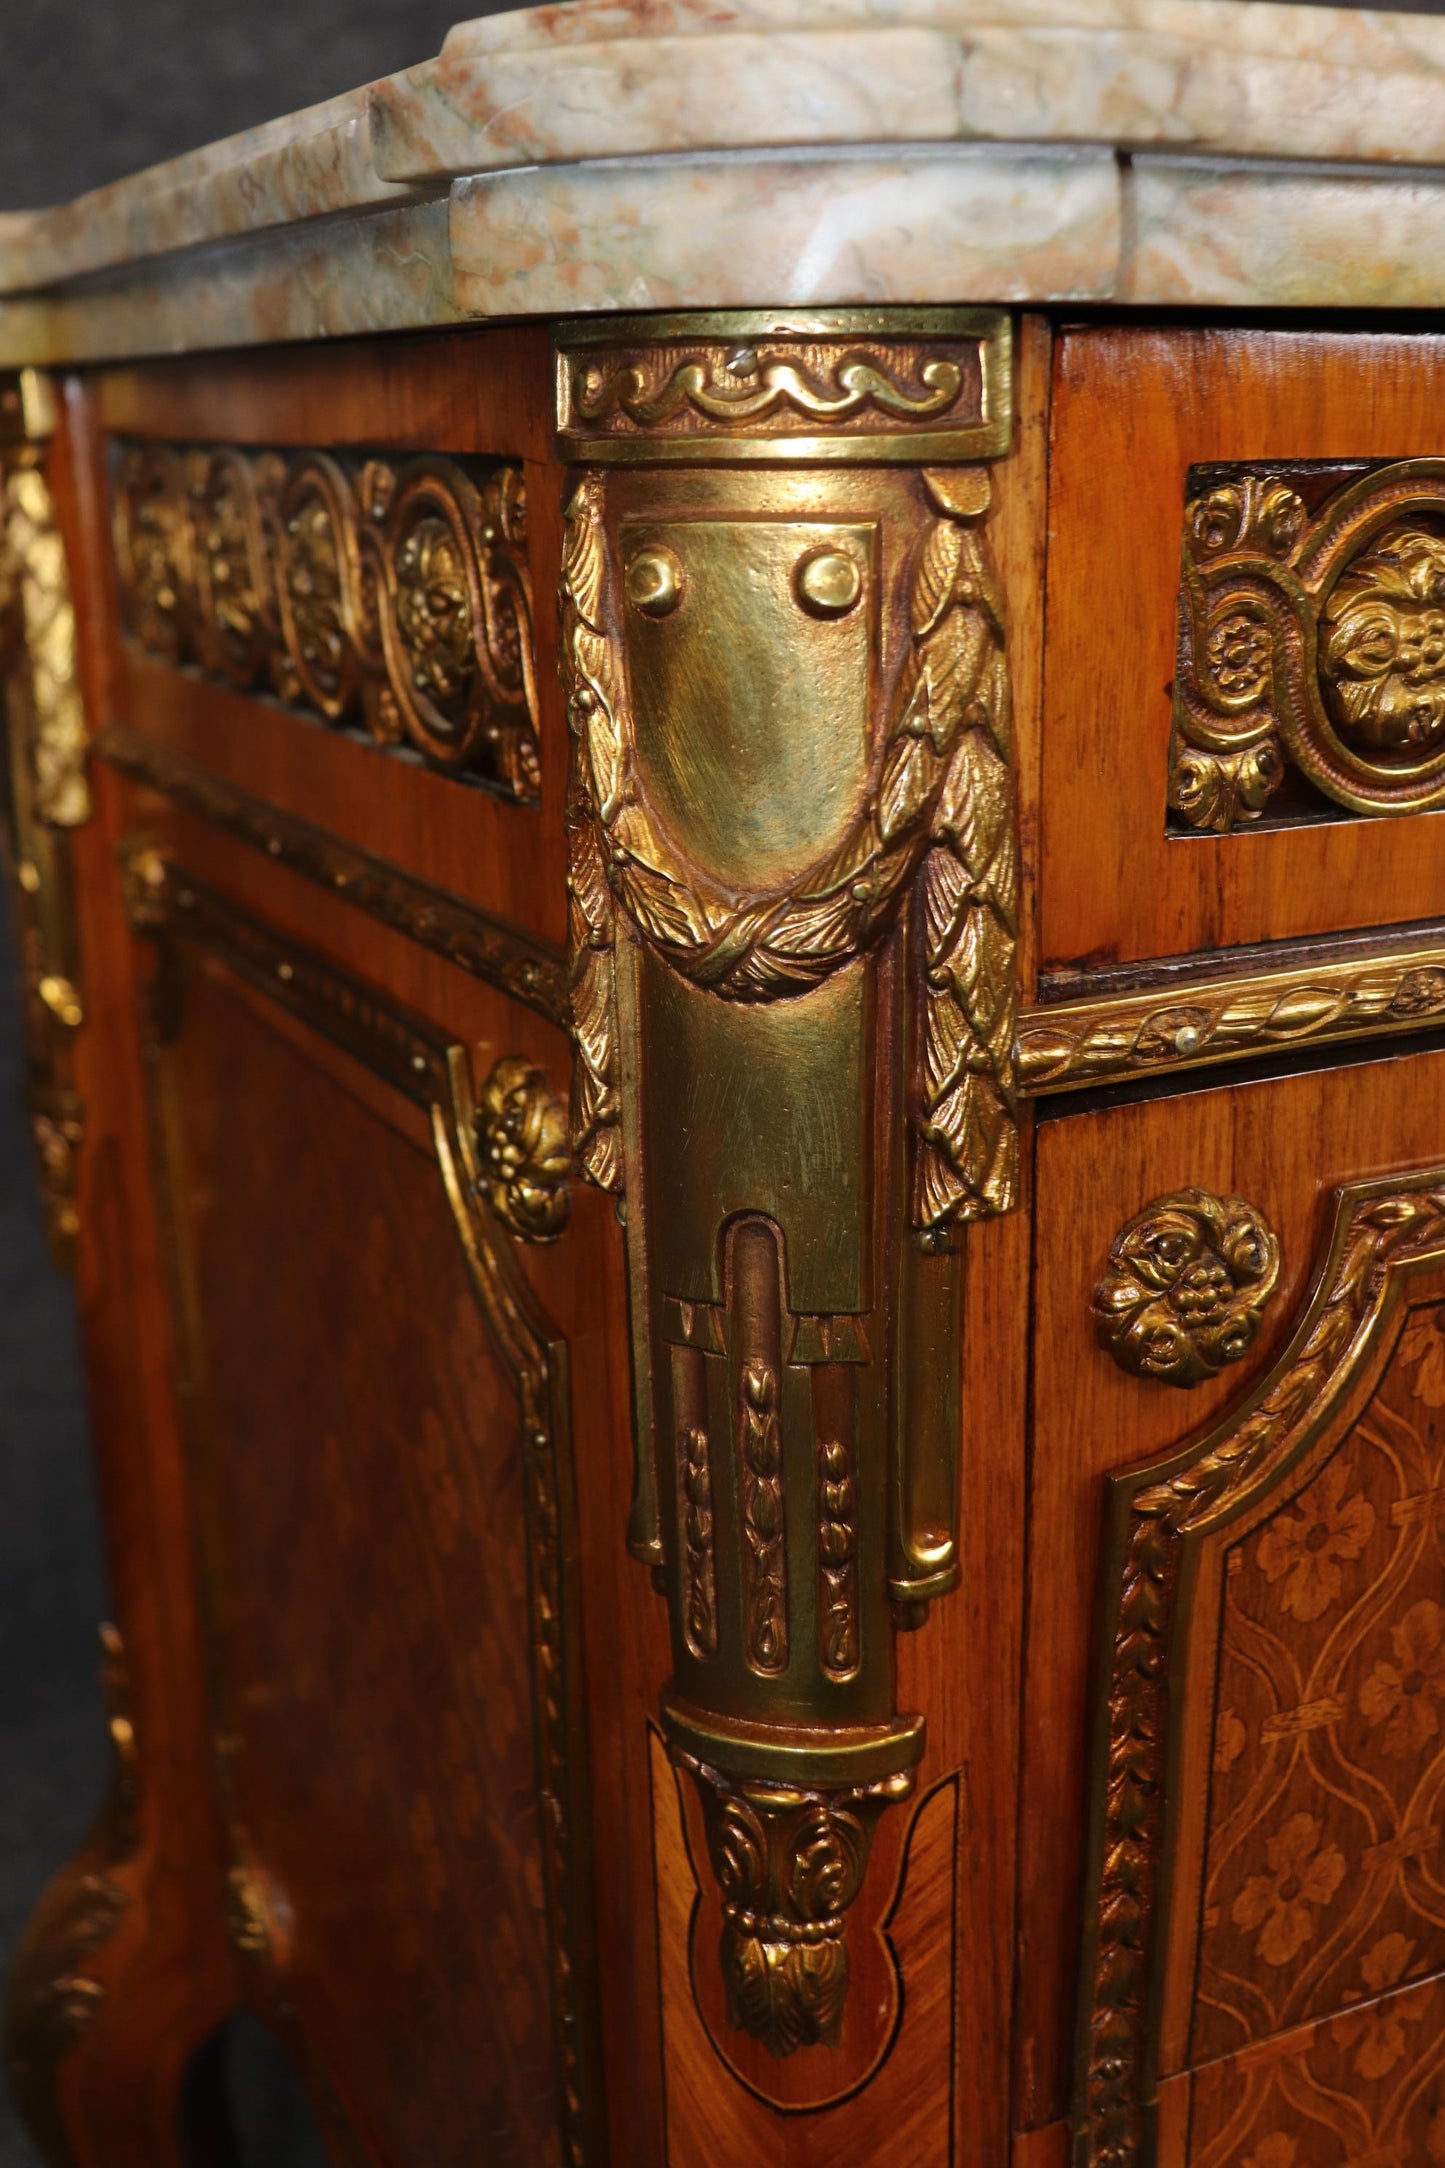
(0, 3, 460, 208)
(0, 0, 1440, 208)
(1, 0, 1443, 2160)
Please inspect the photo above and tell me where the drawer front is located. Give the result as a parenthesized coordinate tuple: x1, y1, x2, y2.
(91, 334, 567, 956)
(1041, 327, 1445, 976)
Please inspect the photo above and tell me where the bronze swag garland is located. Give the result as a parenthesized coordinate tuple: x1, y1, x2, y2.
(561, 463, 1018, 1232)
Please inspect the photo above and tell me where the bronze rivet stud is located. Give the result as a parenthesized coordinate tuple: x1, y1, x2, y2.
(626, 545, 684, 617)
(795, 546, 863, 617)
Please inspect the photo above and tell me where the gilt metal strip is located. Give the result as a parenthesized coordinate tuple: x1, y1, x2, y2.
(1017, 928, 1445, 1097)
(97, 724, 567, 1025)
(556, 305, 1017, 2071)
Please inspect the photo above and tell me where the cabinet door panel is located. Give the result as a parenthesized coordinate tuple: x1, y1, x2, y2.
(1077, 1169, 1445, 2168)
(142, 887, 597, 2168)
(1017, 1044, 1445, 2136)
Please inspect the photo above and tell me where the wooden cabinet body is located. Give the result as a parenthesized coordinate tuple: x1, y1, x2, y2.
(8, 57, 1445, 2167)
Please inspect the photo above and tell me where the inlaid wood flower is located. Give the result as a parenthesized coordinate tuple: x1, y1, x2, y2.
(1401, 1308, 1445, 1407)
(1229, 1811, 1346, 1966)
(1243, 2136, 1297, 2168)
(1331, 1933, 1432, 2078)
(1214, 1707, 1248, 1774)
(1359, 1598, 1445, 1757)
(1256, 1459, 1376, 1622)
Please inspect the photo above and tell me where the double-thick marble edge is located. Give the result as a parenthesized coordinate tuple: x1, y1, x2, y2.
(4, 0, 1445, 359)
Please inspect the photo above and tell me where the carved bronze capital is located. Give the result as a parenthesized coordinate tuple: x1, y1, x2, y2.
(556, 309, 1018, 2064)
(676, 1747, 915, 2060)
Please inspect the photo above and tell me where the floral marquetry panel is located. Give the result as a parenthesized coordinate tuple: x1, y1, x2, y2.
(1074, 1169, 1445, 2168)
(1192, 1299, 1445, 2067)
(1186, 1984, 1445, 2168)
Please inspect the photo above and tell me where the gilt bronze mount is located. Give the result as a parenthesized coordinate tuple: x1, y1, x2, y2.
(0, 369, 89, 1270)
(556, 309, 1018, 2059)
(1094, 1189, 1282, 1389)
(1170, 457, 1445, 831)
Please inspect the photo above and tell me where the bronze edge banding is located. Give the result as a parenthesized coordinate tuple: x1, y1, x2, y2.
(1016, 934, 1445, 1096)
(96, 725, 567, 1027)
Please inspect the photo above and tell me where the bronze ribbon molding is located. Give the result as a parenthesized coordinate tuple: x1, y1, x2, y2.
(555, 309, 1019, 2059)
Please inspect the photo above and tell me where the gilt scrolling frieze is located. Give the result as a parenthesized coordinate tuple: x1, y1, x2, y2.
(112, 440, 540, 801)
(557, 309, 1017, 2069)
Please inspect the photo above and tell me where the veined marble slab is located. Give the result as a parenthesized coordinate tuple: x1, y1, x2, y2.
(448, 147, 1124, 315)
(7, 0, 1445, 358)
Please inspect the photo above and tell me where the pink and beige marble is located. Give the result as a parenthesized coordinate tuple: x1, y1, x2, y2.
(0, 87, 409, 295)
(6, 0, 1445, 360)
(369, 0, 1445, 180)
(0, 204, 461, 370)
(1125, 157, 1445, 308)
(448, 147, 1122, 315)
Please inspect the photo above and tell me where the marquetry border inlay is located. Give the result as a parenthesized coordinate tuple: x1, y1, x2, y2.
(97, 725, 566, 1026)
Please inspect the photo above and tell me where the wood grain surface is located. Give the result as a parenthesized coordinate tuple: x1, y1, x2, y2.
(1016, 1042, 1445, 2133)
(1042, 328, 1445, 974)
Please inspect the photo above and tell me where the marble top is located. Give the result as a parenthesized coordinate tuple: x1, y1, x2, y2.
(5, 0, 1445, 361)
